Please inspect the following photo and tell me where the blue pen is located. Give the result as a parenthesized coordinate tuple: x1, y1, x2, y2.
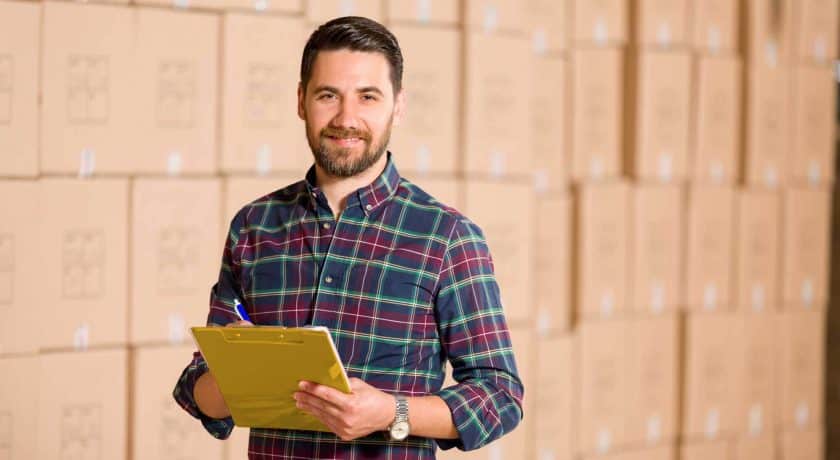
(233, 298, 252, 323)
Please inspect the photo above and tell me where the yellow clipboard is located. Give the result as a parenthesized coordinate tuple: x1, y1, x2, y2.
(191, 326, 351, 432)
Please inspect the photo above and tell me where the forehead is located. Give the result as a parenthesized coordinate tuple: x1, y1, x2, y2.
(308, 49, 392, 89)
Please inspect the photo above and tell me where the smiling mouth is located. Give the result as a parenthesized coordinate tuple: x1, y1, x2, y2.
(327, 136, 364, 147)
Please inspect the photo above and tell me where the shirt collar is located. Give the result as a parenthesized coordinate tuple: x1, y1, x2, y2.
(304, 152, 401, 216)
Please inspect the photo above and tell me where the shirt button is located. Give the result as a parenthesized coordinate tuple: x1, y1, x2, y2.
(365, 204, 373, 211)
(323, 222, 331, 230)
(325, 276, 333, 284)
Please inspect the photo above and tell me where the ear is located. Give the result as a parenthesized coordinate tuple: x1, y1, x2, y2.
(297, 81, 305, 121)
(392, 89, 406, 127)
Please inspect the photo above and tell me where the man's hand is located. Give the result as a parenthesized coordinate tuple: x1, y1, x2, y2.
(294, 378, 396, 441)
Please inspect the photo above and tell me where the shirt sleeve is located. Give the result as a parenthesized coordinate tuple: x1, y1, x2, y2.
(433, 217, 525, 452)
(171, 211, 247, 440)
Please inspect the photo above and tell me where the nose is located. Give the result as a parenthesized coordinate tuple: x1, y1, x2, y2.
(331, 97, 360, 130)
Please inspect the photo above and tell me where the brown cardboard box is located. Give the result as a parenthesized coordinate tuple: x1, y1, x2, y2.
(0, 182, 39, 355)
(691, 54, 742, 184)
(385, 0, 459, 25)
(793, 0, 839, 63)
(0, 1, 39, 178)
(744, 0, 795, 66)
(581, 445, 676, 460)
(626, 50, 692, 182)
(790, 65, 836, 185)
(680, 440, 732, 460)
(41, 1, 134, 175)
(684, 185, 735, 312)
(734, 189, 781, 312)
(574, 181, 630, 319)
(305, 0, 383, 23)
(576, 319, 631, 455)
(133, 345, 225, 460)
(463, 32, 532, 179)
(532, 57, 568, 192)
(570, 48, 624, 181)
(36, 349, 127, 459)
(737, 313, 779, 437)
(526, 0, 567, 53)
(690, 0, 739, 53)
(571, 0, 628, 45)
(626, 314, 680, 446)
(779, 310, 825, 431)
(405, 175, 461, 210)
(464, 0, 524, 33)
(223, 175, 299, 225)
(535, 334, 573, 460)
(221, 14, 310, 175)
(134, 0, 302, 13)
(464, 180, 534, 324)
(743, 65, 791, 187)
(782, 187, 831, 309)
(39, 179, 129, 351)
(0, 355, 38, 460)
(631, 0, 690, 47)
(682, 312, 742, 440)
(226, 427, 251, 459)
(780, 429, 824, 460)
(732, 436, 776, 460)
(131, 178, 222, 345)
(535, 195, 571, 333)
(629, 184, 683, 314)
(388, 25, 459, 175)
(131, 7, 219, 175)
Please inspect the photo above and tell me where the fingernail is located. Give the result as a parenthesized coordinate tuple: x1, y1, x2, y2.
(298, 381, 306, 389)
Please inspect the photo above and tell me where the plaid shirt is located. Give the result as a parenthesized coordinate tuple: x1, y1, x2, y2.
(173, 155, 524, 459)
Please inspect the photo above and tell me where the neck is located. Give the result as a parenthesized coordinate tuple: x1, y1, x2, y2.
(315, 153, 388, 216)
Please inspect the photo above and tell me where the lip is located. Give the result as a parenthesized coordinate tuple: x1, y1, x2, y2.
(327, 136, 363, 147)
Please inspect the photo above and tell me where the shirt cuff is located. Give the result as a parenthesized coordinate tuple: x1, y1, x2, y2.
(172, 355, 235, 440)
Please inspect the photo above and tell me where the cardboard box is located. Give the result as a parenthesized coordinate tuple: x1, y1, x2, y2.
(626, 50, 692, 182)
(691, 54, 742, 184)
(631, 0, 690, 47)
(581, 445, 676, 460)
(790, 65, 836, 185)
(223, 175, 299, 225)
(570, 48, 624, 181)
(0, 355, 38, 460)
(743, 0, 795, 66)
(405, 176, 461, 212)
(463, 32, 532, 178)
(571, 0, 628, 45)
(133, 345, 225, 460)
(782, 187, 831, 309)
(793, 0, 839, 63)
(535, 195, 571, 333)
(526, 0, 567, 53)
(131, 178, 222, 345)
(780, 429, 824, 460)
(464, 180, 534, 324)
(36, 349, 127, 459)
(574, 181, 630, 319)
(733, 436, 776, 460)
(130, 7, 219, 175)
(680, 440, 732, 460)
(629, 184, 683, 314)
(305, 0, 383, 23)
(626, 314, 680, 446)
(532, 57, 568, 191)
(464, 0, 524, 33)
(134, 0, 302, 13)
(39, 179, 129, 351)
(684, 185, 735, 312)
(535, 334, 572, 460)
(0, 1, 39, 177)
(682, 312, 742, 440)
(41, 1, 134, 175)
(734, 189, 781, 312)
(221, 13, 310, 175)
(385, 0, 459, 25)
(743, 65, 791, 187)
(226, 427, 251, 459)
(779, 310, 825, 430)
(0, 181, 39, 355)
(690, 0, 739, 53)
(388, 25, 459, 175)
(737, 313, 779, 437)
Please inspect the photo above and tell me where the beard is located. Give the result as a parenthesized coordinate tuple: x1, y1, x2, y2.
(306, 116, 393, 178)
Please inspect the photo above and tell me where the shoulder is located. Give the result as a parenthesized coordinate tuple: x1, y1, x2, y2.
(395, 178, 486, 245)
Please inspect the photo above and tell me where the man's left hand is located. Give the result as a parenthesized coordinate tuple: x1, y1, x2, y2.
(294, 377, 396, 441)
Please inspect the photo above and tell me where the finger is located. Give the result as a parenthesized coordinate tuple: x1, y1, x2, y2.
(296, 398, 342, 433)
(294, 391, 342, 418)
(348, 377, 368, 392)
(225, 320, 253, 327)
(299, 381, 350, 410)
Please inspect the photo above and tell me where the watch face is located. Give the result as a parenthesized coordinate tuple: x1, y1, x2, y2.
(390, 421, 410, 441)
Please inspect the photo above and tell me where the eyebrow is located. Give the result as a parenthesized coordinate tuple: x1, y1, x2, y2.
(312, 85, 385, 97)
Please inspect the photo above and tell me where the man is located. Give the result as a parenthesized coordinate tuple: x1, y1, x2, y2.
(173, 16, 523, 459)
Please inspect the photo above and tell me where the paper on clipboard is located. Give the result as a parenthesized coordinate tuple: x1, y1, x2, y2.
(191, 325, 351, 432)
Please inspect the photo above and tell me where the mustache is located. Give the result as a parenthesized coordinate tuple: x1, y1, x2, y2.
(320, 126, 372, 142)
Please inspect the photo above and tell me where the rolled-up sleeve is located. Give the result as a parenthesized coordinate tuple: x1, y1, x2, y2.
(433, 217, 524, 451)
(172, 211, 246, 440)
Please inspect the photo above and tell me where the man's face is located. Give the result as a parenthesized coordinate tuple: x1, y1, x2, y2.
(298, 49, 404, 178)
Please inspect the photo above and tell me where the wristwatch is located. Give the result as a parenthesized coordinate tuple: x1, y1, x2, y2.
(388, 395, 410, 441)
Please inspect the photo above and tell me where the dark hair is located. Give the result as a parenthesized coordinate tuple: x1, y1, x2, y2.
(300, 16, 403, 95)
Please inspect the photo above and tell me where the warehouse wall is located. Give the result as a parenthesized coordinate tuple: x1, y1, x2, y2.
(0, 0, 836, 459)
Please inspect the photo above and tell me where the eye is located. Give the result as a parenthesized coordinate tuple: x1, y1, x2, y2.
(317, 93, 336, 101)
(361, 94, 378, 102)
